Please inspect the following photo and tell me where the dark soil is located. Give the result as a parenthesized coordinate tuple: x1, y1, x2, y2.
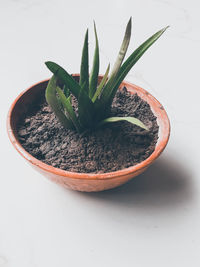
(17, 87, 159, 173)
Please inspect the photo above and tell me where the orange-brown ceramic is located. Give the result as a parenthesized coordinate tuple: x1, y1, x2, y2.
(7, 75, 170, 192)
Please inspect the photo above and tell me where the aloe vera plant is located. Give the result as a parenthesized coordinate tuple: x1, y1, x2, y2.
(45, 18, 168, 133)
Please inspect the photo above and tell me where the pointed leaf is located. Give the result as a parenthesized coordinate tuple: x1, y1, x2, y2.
(56, 87, 81, 132)
(45, 75, 74, 129)
(100, 18, 132, 102)
(45, 61, 81, 98)
(108, 17, 132, 82)
(89, 21, 100, 99)
(79, 29, 89, 93)
(100, 26, 169, 107)
(98, 116, 149, 130)
(78, 82, 95, 128)
(109, 26, 169, 102)
(46, 62, 94, 114)
(92, 63, 110, 102)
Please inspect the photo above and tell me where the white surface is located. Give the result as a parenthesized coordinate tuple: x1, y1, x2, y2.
(1, 0, 200, 266)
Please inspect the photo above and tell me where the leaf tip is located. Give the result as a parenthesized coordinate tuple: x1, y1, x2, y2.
(45, 61, 51, 67)
(162, 25, 170, 32)
(93, 20, 98, 40)
(128, 17, 132, 28)
(125, 17, 132, 37)
(45, 61, 55, 72)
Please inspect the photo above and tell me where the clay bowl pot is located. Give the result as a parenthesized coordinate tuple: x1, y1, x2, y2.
(7, 75, 170, 192)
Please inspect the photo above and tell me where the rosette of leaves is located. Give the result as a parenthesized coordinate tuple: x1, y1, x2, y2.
(45, 18, 168, 133)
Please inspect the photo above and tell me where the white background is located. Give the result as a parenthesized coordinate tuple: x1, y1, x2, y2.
(1, 0, 200, 266)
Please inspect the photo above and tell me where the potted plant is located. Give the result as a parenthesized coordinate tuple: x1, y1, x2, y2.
(7, 18, 170, 192)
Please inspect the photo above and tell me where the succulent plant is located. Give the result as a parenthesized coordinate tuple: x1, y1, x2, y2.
(45, 18, 168, 133)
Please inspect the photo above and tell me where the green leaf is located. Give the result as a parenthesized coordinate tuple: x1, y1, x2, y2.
(108, 26, 169, 103)
(79, 29, 89, 93)
(45, 61, 81, 99)
(98, 116, 149, 130)
(89, 21, 100, 99)
(92, 63, 110, 102)
(56, 87, 81, 132)
(45, 61, 95, 114)
(100, 17, 132, 103)
(63, 84, 70, 98)
(99, 26, 169, 109)
(108, 18, 132, 83)
(56, 91, 64, 111)
(45, 75, 75, 129)
(45, 23, 168, 133)
(78, 82, 95, 128)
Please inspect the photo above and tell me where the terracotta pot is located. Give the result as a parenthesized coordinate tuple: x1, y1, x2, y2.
(7, 75, 170, 192)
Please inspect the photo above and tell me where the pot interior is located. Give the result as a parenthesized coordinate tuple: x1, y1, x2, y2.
(10, 77, 169, 156)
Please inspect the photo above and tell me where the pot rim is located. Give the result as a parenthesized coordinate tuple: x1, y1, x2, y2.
(7, 75, 170, 180)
